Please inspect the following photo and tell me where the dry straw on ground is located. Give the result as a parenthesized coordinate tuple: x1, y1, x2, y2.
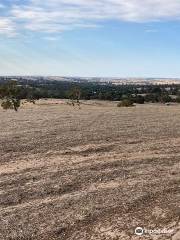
(0, 100, 179, 240)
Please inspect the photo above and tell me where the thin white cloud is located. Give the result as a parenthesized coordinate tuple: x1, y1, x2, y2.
(43, 36, 58, 41)
(1, 0, 180, 36)
(145, 29, 158, 33)
(0, 17, 16, 36)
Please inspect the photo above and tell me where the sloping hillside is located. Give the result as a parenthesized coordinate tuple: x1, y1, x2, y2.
(0, 100, 179, 240)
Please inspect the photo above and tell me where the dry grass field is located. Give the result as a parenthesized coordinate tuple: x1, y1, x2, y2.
(0, 100, 179, 240)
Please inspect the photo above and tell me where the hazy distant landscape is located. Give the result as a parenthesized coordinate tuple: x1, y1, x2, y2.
(1, 76, 180, 85)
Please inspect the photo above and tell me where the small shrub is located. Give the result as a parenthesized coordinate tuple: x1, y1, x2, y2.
(133, 95, 145, 104)
(175, 96, 180, 103)
(158, 94, 172, 103)
(117, 99, 134, 107)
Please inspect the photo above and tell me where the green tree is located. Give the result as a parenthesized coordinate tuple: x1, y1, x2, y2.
(158, 94, 172, 103)
(133, 95, 145, 104)
(0, 81, 36, 111)
(68, 86, 81, 107)
(0, 81, 21, 111)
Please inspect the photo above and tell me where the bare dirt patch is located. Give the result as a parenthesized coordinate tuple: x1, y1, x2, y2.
(0, 100, 179, 240)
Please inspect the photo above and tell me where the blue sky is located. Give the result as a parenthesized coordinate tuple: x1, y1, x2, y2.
(0, 0, 180, 77)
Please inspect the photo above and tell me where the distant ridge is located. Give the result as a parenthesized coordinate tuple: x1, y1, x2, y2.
(1, 76, 180, 85)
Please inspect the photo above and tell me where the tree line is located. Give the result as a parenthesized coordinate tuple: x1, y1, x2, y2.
(1, 79, 180, 110)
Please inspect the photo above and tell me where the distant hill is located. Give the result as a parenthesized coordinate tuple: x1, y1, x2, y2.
(1, 76, 180, 85)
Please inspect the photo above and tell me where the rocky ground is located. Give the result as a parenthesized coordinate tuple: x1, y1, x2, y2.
(0, 100, 179, 240)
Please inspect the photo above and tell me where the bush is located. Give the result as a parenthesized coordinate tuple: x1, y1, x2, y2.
(175, 96, 180, 103)
(158, 94, 172, 103)
(117, 99, 134, 107)
(144, 93, 159, 103)
(145, 93, 172, 103)
(133, 95, 145, 104)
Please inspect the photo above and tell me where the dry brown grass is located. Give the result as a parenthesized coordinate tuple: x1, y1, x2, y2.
(0, 100, 180, 240)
